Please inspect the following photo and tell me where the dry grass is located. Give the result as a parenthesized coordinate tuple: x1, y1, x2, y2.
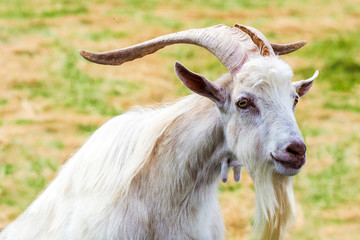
(0, 0, 359, 239)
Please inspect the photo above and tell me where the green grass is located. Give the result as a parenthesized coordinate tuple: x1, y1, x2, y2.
(323, 91, 360, 113)
(58, 51, 112, 115)
(11, 46, 134, 116)
(85, 29, 129, 42)
(0, 137, 59, 211)
(296, 29, 360, 92)
(301, 126, 329, 138)
(0, 22, 52, 43)
(304, 146, 351, 209)
(124, 0, 159, 10)
(47, 141, 65, 150)
(0, 99, 8, 106)
(141, 14, 184, 30)
(0, 0, 87, 19)
(31, 157, 58, 174)
(0, 164, 16, 177)
(183, 0, 284, 11)
(77, 123, 100, 135)
(14, 119, 37, 125)
(219, 179, 243, 193)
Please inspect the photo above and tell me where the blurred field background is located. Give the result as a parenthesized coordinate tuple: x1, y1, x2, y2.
(0, 0, 359, 239)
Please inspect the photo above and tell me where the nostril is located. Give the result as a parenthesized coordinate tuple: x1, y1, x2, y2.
(286, 141, 306, 156)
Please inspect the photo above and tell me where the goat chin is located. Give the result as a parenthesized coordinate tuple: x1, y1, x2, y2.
(251, 162, 295, 240)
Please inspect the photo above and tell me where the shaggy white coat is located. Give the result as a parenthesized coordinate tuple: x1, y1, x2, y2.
(0, 57, 308, 240)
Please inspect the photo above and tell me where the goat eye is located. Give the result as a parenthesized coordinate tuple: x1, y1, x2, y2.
(236, 98, 249, 108)
(294, 97, 299, 107)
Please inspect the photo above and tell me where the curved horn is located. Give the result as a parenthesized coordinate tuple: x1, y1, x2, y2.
(234, 24, 274, 56)
(270, 41, 307, 55)
(79, 24, 260, 76)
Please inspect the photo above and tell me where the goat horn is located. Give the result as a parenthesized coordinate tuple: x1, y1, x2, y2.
(270, 41, 307, 55)
(234, 24, 274, 57)
(79, 24, 262, 76)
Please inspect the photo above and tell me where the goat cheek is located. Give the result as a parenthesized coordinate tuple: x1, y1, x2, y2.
(225, 119, 238, 147)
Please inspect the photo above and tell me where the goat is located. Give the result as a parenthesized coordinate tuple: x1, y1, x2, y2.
(0, 24, 318, 240)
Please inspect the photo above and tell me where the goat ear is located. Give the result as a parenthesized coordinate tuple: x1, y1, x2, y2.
(293, 70, 319, 97)
(175, 61, 225, 105)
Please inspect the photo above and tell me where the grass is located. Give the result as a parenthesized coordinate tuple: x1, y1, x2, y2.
(324, 95, 360, 113)
(85, 28, 129, 42)
(10, 41, 140, 116)
(305, 146, 351, 209)
(0, 0, 359, 239)
(296, 29, 360, 92)
(0, 164, 15, 177)
(77, 123, 100, 135)
(0, 22, 52, 43)
(0, 0, 88, 19)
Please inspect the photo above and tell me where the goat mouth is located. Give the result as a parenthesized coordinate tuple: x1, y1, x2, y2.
(270, 152, 303, 170)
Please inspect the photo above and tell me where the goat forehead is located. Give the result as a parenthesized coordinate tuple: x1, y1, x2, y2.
(234, 57, 294, 97)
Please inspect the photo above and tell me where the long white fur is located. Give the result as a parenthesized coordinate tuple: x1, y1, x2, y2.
(0, 56, 311, 240)
(227, 57, 301, 239)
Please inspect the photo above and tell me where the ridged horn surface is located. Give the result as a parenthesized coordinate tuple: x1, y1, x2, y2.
(270, 41, 307, 55)
(79, 24, 261, 76)
(234, 24, 274, 56)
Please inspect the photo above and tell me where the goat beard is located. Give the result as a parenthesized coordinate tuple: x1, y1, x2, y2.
(249, 162, 296, 240)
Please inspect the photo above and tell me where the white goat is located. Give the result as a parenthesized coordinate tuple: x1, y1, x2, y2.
(0, 24, 318, 240)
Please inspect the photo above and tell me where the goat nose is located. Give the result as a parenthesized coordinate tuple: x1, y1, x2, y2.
(286, 141, 306, 157)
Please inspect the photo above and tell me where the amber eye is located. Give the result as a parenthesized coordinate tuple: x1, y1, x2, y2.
(237, 98, 249, 108)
